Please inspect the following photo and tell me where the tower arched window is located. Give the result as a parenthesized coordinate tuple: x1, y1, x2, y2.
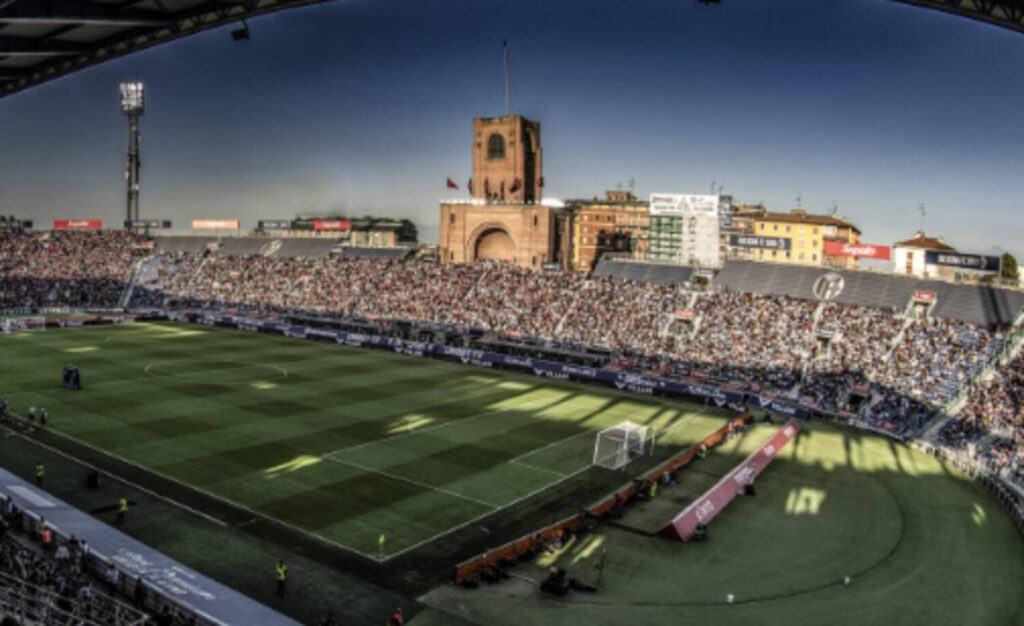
(487, 133, 505, 159)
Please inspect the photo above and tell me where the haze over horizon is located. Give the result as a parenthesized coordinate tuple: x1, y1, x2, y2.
(1, 0, 1022, 261)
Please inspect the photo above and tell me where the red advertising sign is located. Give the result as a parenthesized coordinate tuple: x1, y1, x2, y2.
(823, 241, 891, 260)
(914, 290, 936, 303)
(53, 219, 102, 230)
(314, 219, 351, 231)
(660, 419, 800, 542)
(192, 219, 239, 230)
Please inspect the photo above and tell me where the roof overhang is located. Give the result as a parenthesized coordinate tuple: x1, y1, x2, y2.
(893, 0, 1024, 35)
(0, 0, 329, 99)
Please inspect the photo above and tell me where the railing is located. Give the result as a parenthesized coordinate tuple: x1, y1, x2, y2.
(0, 569, 147, 626)
(913, 442, 1024, 537)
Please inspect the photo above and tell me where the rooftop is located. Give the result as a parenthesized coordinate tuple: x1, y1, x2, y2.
(893, 231, 957, 251)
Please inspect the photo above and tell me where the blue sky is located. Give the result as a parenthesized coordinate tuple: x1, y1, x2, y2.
(1, 0, 1022, 257)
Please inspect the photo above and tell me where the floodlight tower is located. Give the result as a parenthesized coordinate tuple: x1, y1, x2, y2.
(119, 82, 145, 226)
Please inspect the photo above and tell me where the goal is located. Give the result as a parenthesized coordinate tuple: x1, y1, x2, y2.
(1, 316, 46, 334)
(593, 421, 651, 470)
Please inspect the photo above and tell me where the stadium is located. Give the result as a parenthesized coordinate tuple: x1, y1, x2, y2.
(2, 2, 1024, 626)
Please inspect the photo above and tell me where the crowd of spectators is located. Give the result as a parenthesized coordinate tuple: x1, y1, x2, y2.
(1, 494, 145, 625)
(0, 230, 141, 310)
(941, 350, 1024, 488)
(129, 251, 1013, 438)
(2, 232, 1019, 483)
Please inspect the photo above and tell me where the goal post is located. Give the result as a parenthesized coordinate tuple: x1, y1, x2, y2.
(593, 421, 651, 470)
(1, 316, 46, 334)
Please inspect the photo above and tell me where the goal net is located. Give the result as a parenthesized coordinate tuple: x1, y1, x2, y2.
(593, 421, 651, 470)
(1, 316, 46, 334)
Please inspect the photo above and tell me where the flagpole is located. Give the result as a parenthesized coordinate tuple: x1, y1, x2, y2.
(503, 40, 510, 116)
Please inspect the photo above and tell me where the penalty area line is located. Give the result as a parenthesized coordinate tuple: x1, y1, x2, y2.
(379, 461, 595, 563)
(323, 456, 500, 510)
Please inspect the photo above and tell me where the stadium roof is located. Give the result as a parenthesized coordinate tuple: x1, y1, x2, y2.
(895, 0, 1024, 35)
(0, 0, 327, 99)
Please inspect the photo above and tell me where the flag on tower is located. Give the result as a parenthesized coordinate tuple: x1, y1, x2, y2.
(446, 177, 459, 190)
(537, 176, 545, 189)
(468, 178, 473, 194)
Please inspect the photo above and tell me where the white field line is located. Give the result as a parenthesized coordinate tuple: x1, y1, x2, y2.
(322, 394, 560, 459)
(379, 411, 707, 561)
(1, 414, 382, 562)
(508, 460, 566, 478)
(323, 457, 500, 509)
(514, 428, 597, 462)
(380, 461, 595, 562)
(0, 416, 226, 528)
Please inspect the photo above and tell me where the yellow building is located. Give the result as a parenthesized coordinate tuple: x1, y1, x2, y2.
(751, 209, 861, 268)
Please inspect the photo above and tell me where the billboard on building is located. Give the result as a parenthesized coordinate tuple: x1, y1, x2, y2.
(125, 219, 171, 229)
(53, 220, 102, 230)
(314, 219, 351, 231)
(924, 251, 1000, 273)
(192, 219, 239, 230)
(729, 234, 792, 251)
(649, 194, 719, 216)
(823, 241, 891, 260)
(258, 220, 292, 231)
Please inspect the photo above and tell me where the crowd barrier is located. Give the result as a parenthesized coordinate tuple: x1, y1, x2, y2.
(452, 414, 751, 585)
(915, 442, 1024, 538)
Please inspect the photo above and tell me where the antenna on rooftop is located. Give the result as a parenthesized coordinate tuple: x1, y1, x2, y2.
(918, 203, 927, 233)
(796, 193, 802, 209)
(628, 177, 635, 191)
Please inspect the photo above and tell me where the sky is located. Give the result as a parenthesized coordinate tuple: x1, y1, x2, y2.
(0, 0, 1022, 258)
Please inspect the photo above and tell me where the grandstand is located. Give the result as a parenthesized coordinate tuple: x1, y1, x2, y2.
(0, 229, 1022, 625)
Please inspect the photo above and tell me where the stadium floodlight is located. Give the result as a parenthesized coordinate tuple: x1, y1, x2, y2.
(120, 82, 144, 226)
(119, 82, 145, 115)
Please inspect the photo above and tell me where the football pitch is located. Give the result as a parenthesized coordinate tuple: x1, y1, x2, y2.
(0, 321, 731, 560)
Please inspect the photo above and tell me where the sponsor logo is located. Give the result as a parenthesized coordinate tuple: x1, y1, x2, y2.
(314, 219, 351, 231)
(53, 219, 102, 230)
(191, 219, 239, 230)
(562, 365, 598, 378)
(823, 241, 891, 260)
(504, 357, 534, 368)
(733, 465, 755, 486)
(695, 499, 716, 522)
(534, 368, 570, 380)
(813, 272, 845, 301)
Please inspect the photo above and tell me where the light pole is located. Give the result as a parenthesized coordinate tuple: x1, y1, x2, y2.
(120, 82, 145, 227)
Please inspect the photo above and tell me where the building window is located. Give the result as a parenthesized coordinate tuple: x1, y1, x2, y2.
(773, 224, 779, 232)
(487, 133, 505, 159)
(798, 252, 805, 260)
(449, 213, 455, 224)
(785, 251, 791, 259)
(799, 226, 806, 233)
(813, 228, 819, 235)
(812, 254, 818, 261)
(533, 215, 538, 227)
(786, 225, 791, 233)
(771, 250, 777, 258)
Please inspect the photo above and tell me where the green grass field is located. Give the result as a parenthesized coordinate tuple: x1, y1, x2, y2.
(419, 419, 1024, 625)
(0, 321, 729, 560)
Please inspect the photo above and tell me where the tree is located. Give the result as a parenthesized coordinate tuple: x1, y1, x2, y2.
(1001, 252, 1019, 283)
